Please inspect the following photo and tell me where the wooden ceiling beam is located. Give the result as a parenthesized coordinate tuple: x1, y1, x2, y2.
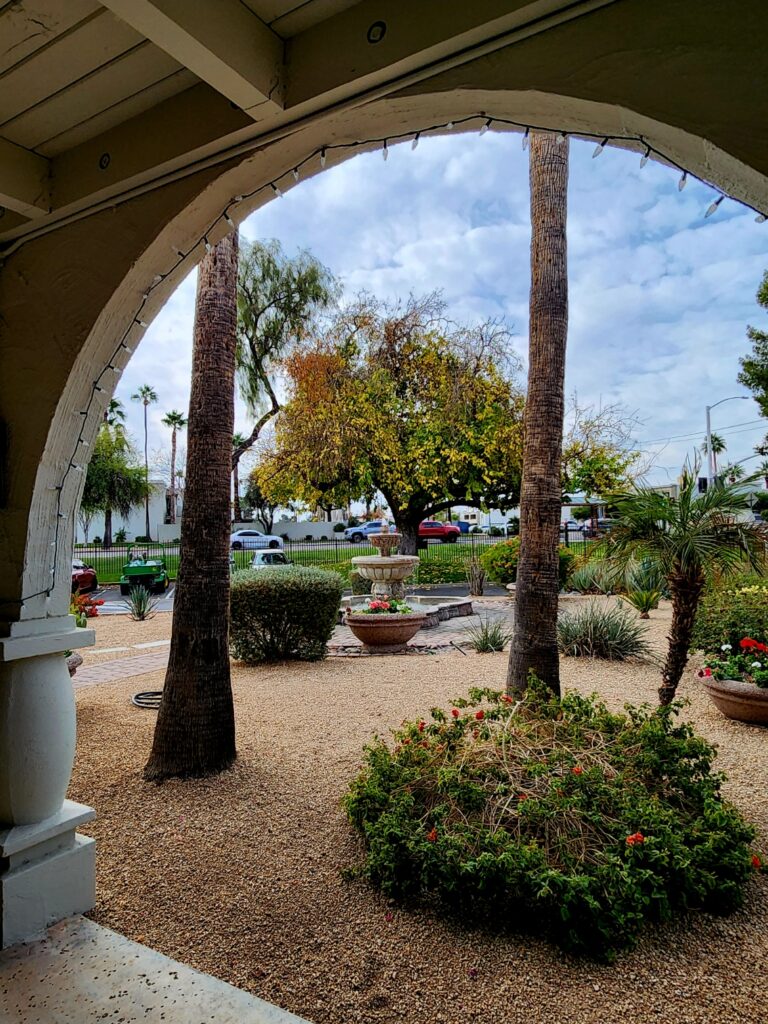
(0, 138, 50, 219)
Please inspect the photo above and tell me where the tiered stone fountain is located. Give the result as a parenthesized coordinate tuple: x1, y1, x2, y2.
(345, 524, 427, 653)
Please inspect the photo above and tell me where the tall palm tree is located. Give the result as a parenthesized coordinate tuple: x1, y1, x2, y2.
(759, 459, 768, 489)
(507, 132, 570, 697)
(161, 410, 187, 524)
(232, 431, 246, 522)
(145, 231, 238, 781)
(701, 431, 726, 478)
(607, 474, 767, 705)
(131, 383, 158, 538)
(723, 461, 746, 484)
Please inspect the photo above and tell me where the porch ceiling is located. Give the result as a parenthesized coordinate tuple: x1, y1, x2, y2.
(0, 0, 766, 245)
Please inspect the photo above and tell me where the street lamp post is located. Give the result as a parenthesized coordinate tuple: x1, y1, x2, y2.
(705, 396, 750, 485)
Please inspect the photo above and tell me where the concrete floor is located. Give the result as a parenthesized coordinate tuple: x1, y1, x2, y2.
(0, 916, 309, 1023)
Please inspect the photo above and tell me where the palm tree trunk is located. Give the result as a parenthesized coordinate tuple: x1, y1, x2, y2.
(659, 569, 705, 705)
(508, 133, 569, 697)
(103, 506, 113, 549)
(169, 428, 177, 524)
(145, 231, 239, 781)
(143, 402, 151, 539)
(232, 458, 241, 523)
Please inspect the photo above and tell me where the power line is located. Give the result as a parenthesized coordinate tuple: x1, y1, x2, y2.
(636, 418, 765, 447)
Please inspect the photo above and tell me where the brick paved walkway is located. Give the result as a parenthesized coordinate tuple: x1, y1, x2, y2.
(74, 598, 513, 684)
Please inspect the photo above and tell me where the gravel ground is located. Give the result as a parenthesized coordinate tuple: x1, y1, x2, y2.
(69, 605, 768, 1024)
(80, 613, 172, 660)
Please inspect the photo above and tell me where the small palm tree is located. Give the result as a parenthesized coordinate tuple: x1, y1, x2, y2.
(161, 410, 187, 524)
(606, 473, 767, 705)
(104, 397, 126, 428)
(759, 459, 768, 490)
(131, 384, 158, 538)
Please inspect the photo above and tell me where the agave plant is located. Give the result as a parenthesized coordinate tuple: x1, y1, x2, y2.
(622, 589, 661, 618)
(557, 600, 651, 660)
(465, 617, 513, 653)
(122, 584, 158, 621)
(606, 473, 768, 704)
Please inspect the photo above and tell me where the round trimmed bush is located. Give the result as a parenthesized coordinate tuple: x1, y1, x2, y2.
(480, 537, 575, 587)
(230, 565, 343, 663)
(344, 680, 758, 958)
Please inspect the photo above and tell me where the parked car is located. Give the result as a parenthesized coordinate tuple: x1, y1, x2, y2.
(71, 559, 98, 593)
(118, 556, 170, 596)
(419, 520, 460, 543)
(344, 520, 388, 543)
(560, 520, 585, 534)
(250, 551, 292, 568)
(230, 528, 284, 550)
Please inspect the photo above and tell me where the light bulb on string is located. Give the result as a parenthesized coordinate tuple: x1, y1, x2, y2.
(592, 138, 607, 158)
(521, 127, 530, 150)
(272, 183, 283, 197)
(678, 171, 688, 191)
(292, 167, 300, 181)
(640, 146, 651, 168)
(411, 132, 420, 151)
(446, 121, 454, 130)
(479, 118, 492, 136)
(224, 214, 235, 228)
(382, 139, 388, 161)
(320, 148, 327, 168)
(756, 213, 767, 224)
(556, 131, 567, 145)
(705, 195, 724, 218)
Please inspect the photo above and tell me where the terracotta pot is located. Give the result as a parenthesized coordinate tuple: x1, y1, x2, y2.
(703, 676, 768, 725)
(345, 611, 427, 653)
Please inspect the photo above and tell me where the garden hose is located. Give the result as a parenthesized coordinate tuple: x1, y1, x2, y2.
(132, 690, 163, 710)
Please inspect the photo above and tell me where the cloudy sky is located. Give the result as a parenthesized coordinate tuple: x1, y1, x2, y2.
(116, 131, 768, 488)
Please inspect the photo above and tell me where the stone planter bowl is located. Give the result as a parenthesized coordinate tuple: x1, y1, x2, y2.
(345, 611, 427, 653)
(350, 555, 419, 583)
(703, 676, 768, 725)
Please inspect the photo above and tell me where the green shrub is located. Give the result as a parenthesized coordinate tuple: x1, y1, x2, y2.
(344, 680, 758, 958)
(568, 559, 617, 594)
(333, 522, 346, 532)
(480, 537, 575, 587)
(557, 600, 651, 660)
(230, 566, 343, 663)
(464, 617, 512, 652)
(488, 525, 504, 537)
(691, 580, 768, 653)
(414, 560, 470, 585)
(349, 570, 372, 595)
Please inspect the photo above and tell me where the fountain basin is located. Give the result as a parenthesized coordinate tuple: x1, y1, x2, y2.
(351, 555, 419, 582)
(345, 610, 428, 653)
(344, 595, 474, 628)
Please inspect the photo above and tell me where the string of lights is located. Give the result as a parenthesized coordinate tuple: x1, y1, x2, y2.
(20, 111, 768, 605)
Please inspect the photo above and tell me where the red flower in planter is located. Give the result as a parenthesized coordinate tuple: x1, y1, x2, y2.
(426, 827, 438, 842)
(697, 667, 713, 678)
(451, 708, 460, 718)
(475, 710, 485, 721)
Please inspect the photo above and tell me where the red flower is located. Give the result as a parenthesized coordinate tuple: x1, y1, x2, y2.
(501, 694, 513, 704)
(475, 710, 485, 721)
(572, 765, 583, 775)
(518, 793, 528, 801)
(752, 854, 762, 870)
(451, 708, 460, 719)
(741, 638, 759, 650)
(626, 831, 645, 847)
(418, 721, 425, 733)
(426, 827, 438, 842)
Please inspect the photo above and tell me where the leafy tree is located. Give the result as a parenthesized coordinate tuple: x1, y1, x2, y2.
(243, 468, 282, 532)
(738, 269, 768, 416)
(80, 425, 150, 548)
(161, 410, 187, 524)
(146, 233, 238, 781)
(260, 293, 525, 555)
(606, 473, 767, 705)
(131, 383, 158, 539)
(232, 239, 337, 489)
(508, 133, 569, 698)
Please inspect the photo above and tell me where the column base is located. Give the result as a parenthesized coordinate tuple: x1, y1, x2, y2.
(0, 800, 95, 948)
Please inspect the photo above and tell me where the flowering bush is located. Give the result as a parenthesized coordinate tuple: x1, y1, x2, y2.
(344, 678, 759, 958)
(691, 581, 768, 653)
(698, 637, 768, 688)
(357, 598, 413, 615)
(70, 592, 104, 627)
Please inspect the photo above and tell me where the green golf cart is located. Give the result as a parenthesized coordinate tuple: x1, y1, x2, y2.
(119, 555, 170, 596)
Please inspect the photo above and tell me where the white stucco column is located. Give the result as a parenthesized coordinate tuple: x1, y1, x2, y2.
(0, 615, 96, 948)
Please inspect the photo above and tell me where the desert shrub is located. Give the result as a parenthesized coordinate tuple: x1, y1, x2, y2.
(122, 585, 157, 621)
(568, 559, 617, 594)
(557, 600, 651, 660)
(480, 538, 575, 588)
(230, 565, 343, 663)
(344, 680, 758, 958)
(691, 580, 768, 653)
(464, 617, 512, 652)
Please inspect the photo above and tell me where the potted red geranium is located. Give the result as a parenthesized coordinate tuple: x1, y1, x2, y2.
(698, 637, 768, 724)
(345, 597, 427, 653)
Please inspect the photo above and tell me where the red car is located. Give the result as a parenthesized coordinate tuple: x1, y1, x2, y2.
(71, 559, 98, 593)
(418, 520, 460, 543)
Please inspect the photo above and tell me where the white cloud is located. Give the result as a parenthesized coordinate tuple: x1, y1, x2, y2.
(116, 133, 768, 485)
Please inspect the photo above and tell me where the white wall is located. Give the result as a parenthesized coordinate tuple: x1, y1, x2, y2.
(75, 480, 171, 543)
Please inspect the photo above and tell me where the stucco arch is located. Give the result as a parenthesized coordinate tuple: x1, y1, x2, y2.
(4, 74, 768, 624)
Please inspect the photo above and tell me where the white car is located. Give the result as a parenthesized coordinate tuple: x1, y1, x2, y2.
(250, 551, 291, 568)
(229, 528, 284, 550)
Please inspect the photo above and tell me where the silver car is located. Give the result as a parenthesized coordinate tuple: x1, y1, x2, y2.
(250, 551, 291, 568)
(229, 528, 284, 550)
